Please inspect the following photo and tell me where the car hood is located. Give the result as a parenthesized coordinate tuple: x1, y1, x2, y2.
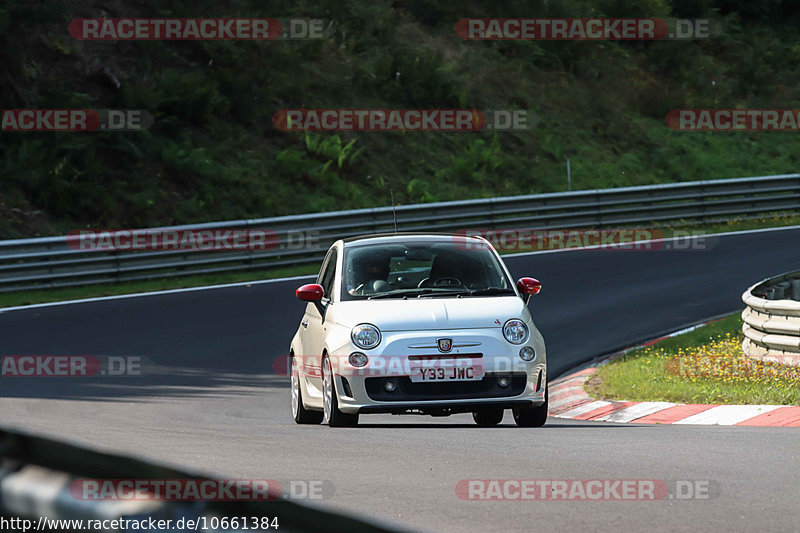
(332, 296, 528, 331)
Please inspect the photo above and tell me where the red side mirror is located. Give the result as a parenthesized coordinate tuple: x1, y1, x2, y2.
(296, 283, 324, 302)
(517, 277, 542, 295)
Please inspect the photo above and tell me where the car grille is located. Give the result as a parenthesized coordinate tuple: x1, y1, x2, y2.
(406, 353, 483, 361)
(364, 372, 527, 402)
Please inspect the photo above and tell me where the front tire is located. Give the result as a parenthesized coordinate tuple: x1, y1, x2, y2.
(472, 408, 504, 426)
(322, 356, 359, 427)
(291, 356, 323, 424)
(512, 386, 548, 427)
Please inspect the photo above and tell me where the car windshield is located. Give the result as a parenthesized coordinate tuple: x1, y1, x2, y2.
(341, 239, 513, 300)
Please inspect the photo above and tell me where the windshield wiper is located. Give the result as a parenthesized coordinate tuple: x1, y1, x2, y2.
(368, 289, 434, 299)
(466, 287, 516, 296)
(417, 287, 517, 298)
(368, 287, 515, 299)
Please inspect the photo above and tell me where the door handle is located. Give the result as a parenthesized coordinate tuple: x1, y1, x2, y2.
(301, 319, 309, 329)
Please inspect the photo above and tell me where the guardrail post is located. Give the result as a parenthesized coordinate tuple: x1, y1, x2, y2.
(595, 191, 602, 227)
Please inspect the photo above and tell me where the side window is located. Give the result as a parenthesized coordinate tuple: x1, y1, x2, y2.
(318, 248, 338, 301)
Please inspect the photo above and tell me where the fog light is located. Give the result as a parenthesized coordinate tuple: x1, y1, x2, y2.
(498, 376, 510, 388)
(519, 346, 536, 361)
(349, 352, 368, 367)
(384, 379, 397, 392)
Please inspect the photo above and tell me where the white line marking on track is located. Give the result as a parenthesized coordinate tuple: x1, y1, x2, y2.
(675, 405, 782, 425)
(556, 401, 612, 418)
(549, 394, 589, 410)
(595, 402, 676, 423)
(0, 274, 317, 313)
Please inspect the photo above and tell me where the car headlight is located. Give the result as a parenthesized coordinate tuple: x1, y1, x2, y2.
(503, 319, 529, 345)
(351, 323, 381, 349)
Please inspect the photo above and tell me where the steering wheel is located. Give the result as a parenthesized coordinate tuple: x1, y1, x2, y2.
(431, 277, 463, 288)
(417, 277, 465, 288)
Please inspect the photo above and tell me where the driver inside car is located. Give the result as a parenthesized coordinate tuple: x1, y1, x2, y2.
(347, 252, 391, 295)
(420, 250, 481, 289)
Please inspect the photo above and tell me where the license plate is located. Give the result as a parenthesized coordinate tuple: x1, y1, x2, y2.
(410, 364, 484, 382)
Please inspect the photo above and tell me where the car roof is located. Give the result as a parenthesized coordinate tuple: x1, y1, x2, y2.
(341, 233, 485, 247)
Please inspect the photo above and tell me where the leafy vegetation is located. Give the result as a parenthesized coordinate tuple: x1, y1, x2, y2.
(587, 313, 800, 405)
(2, 0, 800, 237)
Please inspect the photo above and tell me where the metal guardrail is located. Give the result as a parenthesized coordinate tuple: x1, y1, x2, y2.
(1, 173, 800, 292)
(742, 270, 800, 362)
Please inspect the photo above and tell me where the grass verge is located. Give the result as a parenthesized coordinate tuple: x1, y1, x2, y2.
(586, 313, 800, 406)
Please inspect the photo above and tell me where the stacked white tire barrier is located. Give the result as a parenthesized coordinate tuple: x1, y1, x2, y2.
(741, 271, 800, 365)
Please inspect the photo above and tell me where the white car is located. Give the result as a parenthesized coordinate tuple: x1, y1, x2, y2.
(289, 233, 547, 427)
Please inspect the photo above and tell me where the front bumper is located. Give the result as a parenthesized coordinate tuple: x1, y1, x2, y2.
(334, 329, 547, 414)
(336, 369, 546, 414)
(363, 371, 529, 402)
(356, 399, 543, 415)
(328, 327, 546, 414)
